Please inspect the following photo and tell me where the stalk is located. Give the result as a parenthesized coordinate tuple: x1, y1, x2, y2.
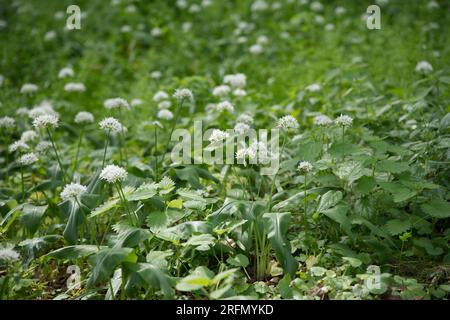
(20, 164, 25, 202)
(154, 126, 158, 181)
(304, 172, 308, 220)
(102, 130, 110, 169)
(118, 108, 128, 166)
(72, 131, 83, 177)
(115, 183, 135, 226)
(46, 128, 67, 183)
(161, 98, 185, 165)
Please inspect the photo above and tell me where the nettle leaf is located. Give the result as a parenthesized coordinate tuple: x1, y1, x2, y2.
(379, 181, 417, 203)
(183, 234, 215, 251)
(329, 143, 361, 158)
(421, 199, 450, 219)
(111, 223, 151, 248)
(176, 266, 214, 292)
(384, 219, 411, 235)
(333, 161, 365, 183)
(87, 247, 136, 287)
(89, 198, 119, 219)
(263, 212, 298, 278)
(376, 160, 410, 173)
(20, 204, 47, 235)
(227, 253, 249, 267)
(317, 190, 342, 213)
(146, 211, 169, 233)
(125, 183, 158, 201)
(296, 141, 322, 161)
(146, 250, 173, 269)
(46, 245, 104, 260)
(354, 176, 376, 194)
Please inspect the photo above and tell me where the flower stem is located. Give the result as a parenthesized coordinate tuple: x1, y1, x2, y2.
(102, 131, 110, 169)
(118, 108, 128, 167)
(20, 165, 25, 202)
(161, 99, 184, 165)
(73, 131, 83, 178)
(267, 133, 287, 212)
(154, 127, 158, 181)
(47, 128, 67, 183)
(304, 173, 308, 220)
(116, 183, 136, 226)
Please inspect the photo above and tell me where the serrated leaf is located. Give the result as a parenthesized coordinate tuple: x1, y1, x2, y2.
(384, 219, 410, 235)
(317, 190, 342, 213)
(421, 199, 450, 219)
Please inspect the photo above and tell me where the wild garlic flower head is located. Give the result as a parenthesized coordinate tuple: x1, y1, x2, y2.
(100, 165, 128, 184)
(233, 88, 247, 97)
(298, 161, 313, 173)
(33, 114, 59, 129)
(20, 130, 38, 143)
(335, 114, 353, 127)
(415, 61, 433, 75)
(99, 117, 123, 133)
(153, 91, 169, 102)
(16, 107, 30, 116)
(18, 152, 39, 166)
(212, 85, 231, 97)
(104, 97, 130, 110)
(314, 115, 332, 126)
(251, 0, 269, 11)
(9, 140, 29, 153)
(158, 176, 175, 190)
(20, 83, 39, 94)
(157, 109, 174, 120)
(173, 88, 194, 102)
(237, 113, 254, 124)
(74, 111, 94, 124)
(236, 141, 271, 166)
(310, 1, 324, 12)
(150, 70, 162, 79)
(257, 35, 269, 45)
(60, 183, 87, 201)
(58, 67, 74, 78)
(249, 44, 263, 54)
(36, 141, 52, 153)
(224, 73, 247, 88)
(158, 100, 172, 109)
(64, 82, 86, 92)
(234, 122, 251, 135)
(0, 116, 15, 129)
(208, 129, 230, 143)
(28, 102, 58, 119)
(306, 83, 321, 92)
(215, 100, 234, 113)
(131, 99, 143, 107)
(151, 27, 162, 37)
(277, 115, 299, 130)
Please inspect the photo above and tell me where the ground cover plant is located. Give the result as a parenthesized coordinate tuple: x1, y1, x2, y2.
(0, 0, 449, 300)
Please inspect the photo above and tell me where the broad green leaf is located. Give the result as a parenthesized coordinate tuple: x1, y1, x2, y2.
(376, 160, 410, 173)
(125, 183, 158, 201)
(46, 245, 104, 260)
(421, 199, 450, 219)
(412, 238, 443, 256)
(146, 211, 169, 233)
(87, 247, 134, 287)
(384, 219, 411, 235)
(61, 200, 84, 245)
(176, 266, 214, 292)
(183, 234, 215, 251)
(317, 190, 342, 213)
(342, 257, 362, 267)
(89, 198, 119, 219)
(322, 205, 352, 236)
(355, 176, 376, 194)
(263, 212, 298, 278)
(125, 262, 174, 298)
(111, 224, 151, 248)
(333, 161, 365, 183)
(379, 181, 417, 203)
(227, 254, 249, 267)
(20, 204, 47, 235)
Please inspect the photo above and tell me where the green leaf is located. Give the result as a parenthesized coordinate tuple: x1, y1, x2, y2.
(112, 223, 151, 248)
(412, 238, 443, 256)
(125, 262, 174, 298)
(89, 198, 119, 219)
(87, 247, 134, 287)
(61, 200, 84, 245)
(421, 199, 450, 219)
(376, 160, 410, 173)
(379, 181, 417, 202)
(342, 257, 362, 267)
(183, 234, 215, 251)
(125, 183, 158, 201)
(355, 176, 376, 194)
(384, 219, 411, 235)
(263, 212, 298, 278)
(322, 205, 352, 236)
(333, 161, 365, 183)
(20, 204, 47, 235)
(317, 190, 342, 213)
(146, 211, 169, 233)
(227, 254, 249, 267)
(46, 245, 103, 260)
(176, 266, 214, 292)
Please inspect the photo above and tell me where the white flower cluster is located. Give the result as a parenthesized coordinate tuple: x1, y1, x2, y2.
(297, 161, 313, 173)
(415, 61, 433, 75)
(335, 114, 353, 127)
(277, 115, 299, 130)
(64, 82, 86, 92)
(131, 99, 143, 107)
(0, 246, 20, 263)
(18, 152, 39, 166)
(215, 100, 234, 113)
(28, 101, 59, 119)
(33, 114, 59, 129)
(9, 140, 29, 153)
(306, 83, 321, 93)
(104, 97, 130, 110)
(60, 182, 87, 201)
(16, 107, 30, 116)
(237, 113, 254, 124)
(153, 91, 169, 102)
(0, 116, 15, 129)
(158, 100, 171, 109)
(212, 85, 231, 97)
(208, 129, 230, 143)
(75, 111, 94, 124)
(36, 141, 52, 153)
(100, 164, 128, 184)
(157, 109, 174, 120)
(236, 141, 271, 166)
(173, 88, 194, 102)
(234, 122, 251, 135)
(58, 67, 74, 78)
(20, 83, 39, 94)
(99, 117, 125, 134)
(314, 115, 332, 126)
(224, 73, 247, 88)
